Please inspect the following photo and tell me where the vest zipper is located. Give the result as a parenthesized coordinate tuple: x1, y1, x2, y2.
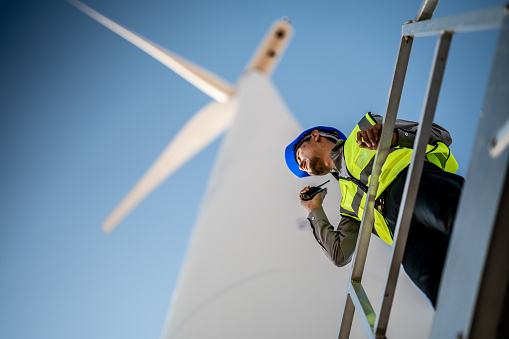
(340, 164, 369, 193)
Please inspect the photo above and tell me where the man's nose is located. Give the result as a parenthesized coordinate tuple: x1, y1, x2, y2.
(298, 160, 304, 171)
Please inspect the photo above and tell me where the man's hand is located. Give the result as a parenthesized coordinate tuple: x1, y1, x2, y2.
(300, 186, 327, 213)
(357, 123, 397, 150)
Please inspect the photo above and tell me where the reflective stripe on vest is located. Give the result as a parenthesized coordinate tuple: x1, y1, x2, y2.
(338, 113, 458, 245)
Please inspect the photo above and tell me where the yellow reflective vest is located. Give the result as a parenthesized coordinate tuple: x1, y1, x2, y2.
(337, 113, 458, 245)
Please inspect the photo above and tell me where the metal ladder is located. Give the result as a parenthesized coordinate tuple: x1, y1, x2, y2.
(337, 0, 509, 338)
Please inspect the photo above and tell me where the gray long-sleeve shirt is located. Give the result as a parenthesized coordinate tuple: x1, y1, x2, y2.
(307, 114, 453, 267)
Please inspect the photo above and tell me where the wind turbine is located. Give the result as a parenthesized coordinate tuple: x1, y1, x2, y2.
(69, 1, 436, 337)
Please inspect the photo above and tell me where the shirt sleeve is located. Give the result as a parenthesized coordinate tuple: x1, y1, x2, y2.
(307, 208, 360, 267)
(371, 113, 453, 148)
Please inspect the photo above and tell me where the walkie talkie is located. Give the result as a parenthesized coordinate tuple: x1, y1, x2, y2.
(300, 180, 330, 201)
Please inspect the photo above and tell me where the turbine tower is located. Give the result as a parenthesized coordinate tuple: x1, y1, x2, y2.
(69, 1, 435, 337)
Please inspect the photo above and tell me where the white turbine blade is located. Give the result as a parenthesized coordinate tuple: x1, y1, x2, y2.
(68, 0, 234, 102)
(103, 100, 236, 232)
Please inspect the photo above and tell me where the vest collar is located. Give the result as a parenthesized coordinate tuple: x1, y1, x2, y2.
(329, 139, 345, 180)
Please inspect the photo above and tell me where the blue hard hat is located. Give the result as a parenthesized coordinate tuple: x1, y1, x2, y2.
(285, 126, 346, 178)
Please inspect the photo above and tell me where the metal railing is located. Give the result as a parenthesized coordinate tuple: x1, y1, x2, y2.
(337, 1, 509, 338)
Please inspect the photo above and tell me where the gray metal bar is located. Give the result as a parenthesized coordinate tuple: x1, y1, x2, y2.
(404, 5, 506, 38)
(350, 282, 376, 337)
(414, 0, 440, 22)
(431, 13, 509, 339)
(351, 35, 414, 282)
(337, 295, 355, 339)
(338, 34, 413, 338)
(470, 172, 509, 338)
(374, 32, 453, 337)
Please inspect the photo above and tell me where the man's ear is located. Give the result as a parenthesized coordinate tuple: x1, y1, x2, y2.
(310, 129, 320, 141)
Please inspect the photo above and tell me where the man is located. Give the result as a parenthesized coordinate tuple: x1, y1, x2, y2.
(285, 112, 464, 307)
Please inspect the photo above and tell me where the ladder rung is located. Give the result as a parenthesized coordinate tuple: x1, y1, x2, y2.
(404, 5, 506, 38)
(350, 282, 376, 335)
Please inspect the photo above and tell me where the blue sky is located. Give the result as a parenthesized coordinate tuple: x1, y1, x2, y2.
(0, 0, 504, 338)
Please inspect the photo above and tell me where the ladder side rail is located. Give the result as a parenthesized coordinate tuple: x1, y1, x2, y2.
(337, 35, 414, 339)
(404, 5, 507, 38)
(352, 34, 415, 291)
(415, 0, 440, 22)
(338, 295, 355, 339)
(374, 31, 453, 338)
(431, 12, 509, 339)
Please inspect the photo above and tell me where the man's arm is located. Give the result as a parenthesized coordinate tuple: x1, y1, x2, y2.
(357, 113, 453, 150)
(307, 209, 359, 267)
(299, 187, 359, 267)
(390, 117, 452, 148)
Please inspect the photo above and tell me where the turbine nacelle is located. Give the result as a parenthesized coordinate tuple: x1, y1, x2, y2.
(245, 17, 293, 76)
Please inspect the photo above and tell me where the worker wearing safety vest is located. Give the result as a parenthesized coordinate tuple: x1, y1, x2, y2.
(285, 112, 464, 307)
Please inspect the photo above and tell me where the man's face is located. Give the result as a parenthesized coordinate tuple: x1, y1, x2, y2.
(295, 140, 329, 176)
